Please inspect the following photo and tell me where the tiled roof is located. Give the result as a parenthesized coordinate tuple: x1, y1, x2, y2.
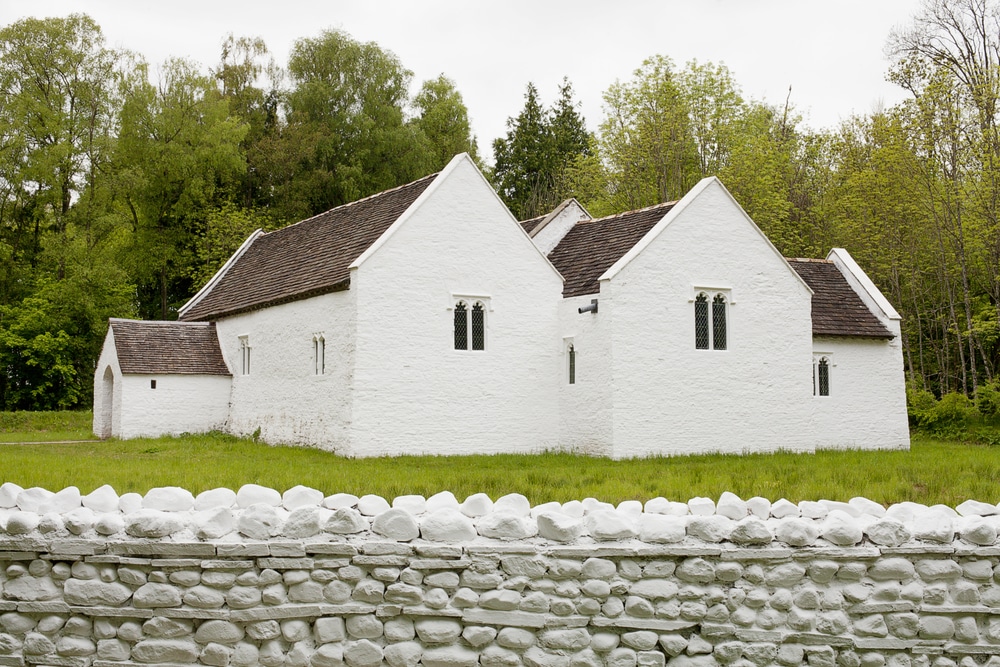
(520, 215, 545, 235)
(180, 174, 438, 321)
(786, 259, 894, 339)
(110, 320, 231, 375)
(547, 202, 676, 298)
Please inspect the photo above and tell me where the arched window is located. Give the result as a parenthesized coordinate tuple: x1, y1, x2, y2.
(313, 334, 326, 375)
(568, 344, 576, 384)
(817, 357, 830, 396)
(239, 336, 251, 375)
(454, 300, 486, 351)
(695, 292, 727, 350)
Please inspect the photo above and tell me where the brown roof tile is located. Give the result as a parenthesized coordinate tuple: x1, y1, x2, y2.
(786, 258, 894, 339)
(520, 215, 545, 235)
(180, 173, 438, 321)
(110, 320, 230, 375)
(547, 202, 676, 298)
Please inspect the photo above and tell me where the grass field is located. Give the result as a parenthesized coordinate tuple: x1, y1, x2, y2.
(1, 411, 997, 506)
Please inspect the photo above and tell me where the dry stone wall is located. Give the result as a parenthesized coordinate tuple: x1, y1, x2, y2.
(1, 484, 1000, 667)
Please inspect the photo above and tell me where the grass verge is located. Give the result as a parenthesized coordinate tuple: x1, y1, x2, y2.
(0, 411, 95, 443)
(0, 424, 996, 506)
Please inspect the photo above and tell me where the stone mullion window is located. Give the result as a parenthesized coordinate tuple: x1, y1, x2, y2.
(818, 357, 830, 396)
(712, 294, 727, 350)
(453, 299, 487, 352)
(695, 295, 710, 349)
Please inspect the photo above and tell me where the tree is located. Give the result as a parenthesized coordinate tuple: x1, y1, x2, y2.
(491, 79, 590, 219)
(412, 75, 479, 170)
(117, 57, 248, 319)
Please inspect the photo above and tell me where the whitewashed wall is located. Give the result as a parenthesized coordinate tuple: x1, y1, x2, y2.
(117, 374, 231, 439)
(215, 290, 356, 453)
(601, 179, 816, 458)
(349, 156, 564, 456)
(530, 200, 591, 255)
(92, 332, 122, 439)
(558, 295, 614, 456)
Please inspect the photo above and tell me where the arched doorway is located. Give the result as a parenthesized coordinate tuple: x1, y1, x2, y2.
(97, 366, 114, 438)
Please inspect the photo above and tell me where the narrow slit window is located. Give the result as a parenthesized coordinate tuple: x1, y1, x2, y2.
(712, 294, 727, 350)
(239, 336, 251, 375)
(568, 345, 576, 384)
(150, 379, 156, 389)
(314, 335, 326, 375)
(818, 358, 830, 396)
(454, 302, 468, 350)
(695, 294, 709, 349)
(471, 302, 485, 350)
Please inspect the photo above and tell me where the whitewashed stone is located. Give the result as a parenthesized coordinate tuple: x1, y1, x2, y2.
(232, 643, 259, 667)
(143, 486, 194, 512)
(915, 511, 955, 543)
(537, 512, 584, 542)
(463, 626, 498, 648)
(16, 487, 53, 513)
(372, 508, 419, 541)
(5, 511, 39, 535)
(326, 507, 368, 534)
(865, 518, 911, 546)
(961, 516, 998, 545)
(494, 493, 531, 517)
(384, 641, 422, 667)
(416, 619, 462, 643)
(48, 486, 82, 513)
(717, 492, 747, 520)
(687, 515, 733, 543)
(358, 494, 391, 516)
(55, 635, 95, 656)
(957, 499, 998, 517)
(344, 639, 383, 667)
(422, 645, 480, 667)
(531, 501, 562, 518)
(560, 500, 585, 517)
(314, 617, 346, 643)
(82, 485, 119, 513)
(629, 579, 679, 600)
(312, 643, 345, 667)
(393, 495, 427, 515)
(850, 497, 886, 517)
(729, 516, 773, 544)
(770, 498, 799, 518)
(592, 632, 621, 652)
(478, 512, 536, 540)
(460, 493, 493, 517)
(800, 501, 828, 519)
(638, 514, 686, 543)
(236, 484, 281, 508)
(582, 498, 615, 514)
(323, 492, 359, 509)
(617, 500, 643, 516)
(821, 510, 863, 546)
(124, 509, 184, 538)
(819, 499, 861, 517)
(426, 490, 460, 512)
(133, 583, 182, 608)
(195, 488, 237, 510)
(687, 497, 715, 516)
(282, 485, 323, 510)
(194, 507, 236, 539)
(196, 620, 245, 645)
(132, 639, 199, 663)
(775, 518, 820, 546)
(238, 503, 282, 539)
(498, 628, 537, 650)
(4, 574, 58, 601)
(0, 482, 22, 508)
(585, 510, 638, 541)
(283, 507, 322, 538)
(118, 492, 142, 514)
(643, 498, 670, 514)
(95, 513, 124, 535)
(420, 508, 477, 542)
(747, 497, 771, 518)
(37, 512, 61, 533)
(64, 507, 95, 535)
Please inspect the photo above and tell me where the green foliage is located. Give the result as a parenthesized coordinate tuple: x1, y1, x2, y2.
(190, 204, 276, 288)
(412, 75, 479, 170)
(908, 390, 978, 434)
(491, 79, 590, 219)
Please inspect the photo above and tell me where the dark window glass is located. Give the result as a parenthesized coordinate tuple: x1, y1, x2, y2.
(695, 294, 709, 349)
(454, 303, 468, 350)
(568, 345, 576, 384)
(818, 358, 830, 396)
(713, 294, 727, 350)
(150, 379, 156, 389)
(471, 302, 485, 350)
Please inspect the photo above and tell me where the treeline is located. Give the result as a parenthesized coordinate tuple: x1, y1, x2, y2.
(4, 2, 1000, 412)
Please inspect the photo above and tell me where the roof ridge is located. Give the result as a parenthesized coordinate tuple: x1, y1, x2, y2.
(112, 318, 213, 327)
(582, 200, 679, 224)
(276, 171, 441, 233)
(786, 257, 832, 264)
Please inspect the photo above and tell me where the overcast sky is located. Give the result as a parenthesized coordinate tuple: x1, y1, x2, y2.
(3, 0, 924, 158)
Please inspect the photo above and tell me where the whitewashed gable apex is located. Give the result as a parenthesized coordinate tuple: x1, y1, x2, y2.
(529, 198, 592, 255)
(598, 176, 813, 294)
(826, 247, 901, 322)
(350, 153, 564, 283)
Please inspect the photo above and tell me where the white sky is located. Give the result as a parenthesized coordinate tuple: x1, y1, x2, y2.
(2, 0, 924, 158)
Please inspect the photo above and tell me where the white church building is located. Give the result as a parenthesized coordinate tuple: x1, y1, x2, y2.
(93, 154, 910, 458)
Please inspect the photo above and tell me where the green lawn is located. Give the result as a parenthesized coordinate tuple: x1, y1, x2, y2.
(0, 412, 996, 506)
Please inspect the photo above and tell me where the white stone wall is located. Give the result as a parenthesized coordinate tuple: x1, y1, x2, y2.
(558, 296, 614, 457)
(599, 180, 816, 458)
(214, 290, 356, 453)
(116, 374, 231, 440)
(349, 156, 564, 456)
(92, 332, 123, 439)
(2, 485, 1000, 667)
(812, 336, 911, 450)
(531, 201, 592, 256)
